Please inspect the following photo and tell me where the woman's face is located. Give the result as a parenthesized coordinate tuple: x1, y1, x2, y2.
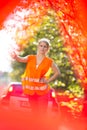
(37, 42, 49, 55)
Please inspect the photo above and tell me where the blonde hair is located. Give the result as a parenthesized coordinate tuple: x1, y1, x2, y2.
(38, 38, 50, 47)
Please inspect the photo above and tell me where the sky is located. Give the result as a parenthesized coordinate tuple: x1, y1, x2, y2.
(0, 30, 13, 72)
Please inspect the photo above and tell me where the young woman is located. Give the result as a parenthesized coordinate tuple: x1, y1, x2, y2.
(11, 38, 61, 114)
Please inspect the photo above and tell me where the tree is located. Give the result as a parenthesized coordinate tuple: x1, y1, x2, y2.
(10, 9, 82, 95)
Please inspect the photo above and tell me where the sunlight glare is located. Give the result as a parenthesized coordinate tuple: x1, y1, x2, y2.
(0, 30, 15, 72)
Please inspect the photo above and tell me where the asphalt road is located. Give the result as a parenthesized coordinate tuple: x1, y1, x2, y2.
(0, 109, 86, 130)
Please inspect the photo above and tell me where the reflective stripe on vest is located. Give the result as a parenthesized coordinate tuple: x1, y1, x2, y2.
(23, 85, 48, 91)
(22, 77, 45, 83)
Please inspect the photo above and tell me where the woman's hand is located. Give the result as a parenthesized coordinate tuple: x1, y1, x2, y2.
(10, 51, 17, 59)
(43, 78, 49, 84)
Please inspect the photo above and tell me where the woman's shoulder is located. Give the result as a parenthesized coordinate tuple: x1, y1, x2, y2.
(28, 54, 36, 58)
(45, 56, 53, 65)
(46, 56, 53, 62)
(27, 54, 36, 60)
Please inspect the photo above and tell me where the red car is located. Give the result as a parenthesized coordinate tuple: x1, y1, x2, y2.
(0, 82, 58, 112)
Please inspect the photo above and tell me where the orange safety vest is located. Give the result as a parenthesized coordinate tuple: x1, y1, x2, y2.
(21, 55, 53, 95)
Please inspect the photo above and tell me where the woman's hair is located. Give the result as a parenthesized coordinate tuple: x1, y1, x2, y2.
(38, 38, 50, 47)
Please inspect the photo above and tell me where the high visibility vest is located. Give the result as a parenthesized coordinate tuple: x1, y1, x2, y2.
(21, 55, 53, 95)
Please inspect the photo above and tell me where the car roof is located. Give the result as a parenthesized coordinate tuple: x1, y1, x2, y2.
(8, 82, 22, 86)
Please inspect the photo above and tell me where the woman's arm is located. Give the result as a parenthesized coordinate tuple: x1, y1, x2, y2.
(11, 51, 29, 63)
(47, 62, 61, 83)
